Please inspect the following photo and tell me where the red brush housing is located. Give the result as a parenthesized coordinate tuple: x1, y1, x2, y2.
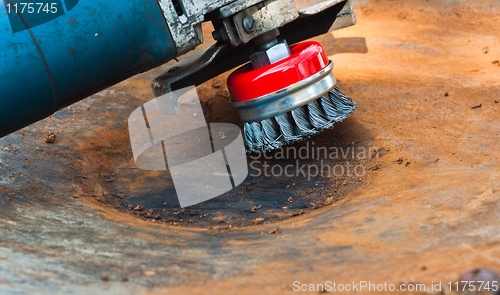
(227, 41, 329, 102)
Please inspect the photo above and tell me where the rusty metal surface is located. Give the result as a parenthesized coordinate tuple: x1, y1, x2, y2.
(2, 0, 500, 294)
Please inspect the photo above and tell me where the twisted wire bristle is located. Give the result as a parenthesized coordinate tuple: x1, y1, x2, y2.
(243, 86, 356, 153)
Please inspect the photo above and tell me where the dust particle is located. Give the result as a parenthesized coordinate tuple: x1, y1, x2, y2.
(216, 89, 230, 98)
(269, 227, 281, 234)
(114, 192, 125, 199)
(212, 78, 221, 88)
(44, 131, 56, 143)
(250, 205, 261, 212)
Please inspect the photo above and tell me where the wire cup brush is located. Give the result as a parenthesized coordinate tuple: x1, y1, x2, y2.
(228, 40, 356, 153)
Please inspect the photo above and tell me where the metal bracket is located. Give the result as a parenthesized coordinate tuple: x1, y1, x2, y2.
(298, 0, 356, 31)
(156, 0, 236, 55)
(152, 0, 356, 107)
(212, 0, 299, 47)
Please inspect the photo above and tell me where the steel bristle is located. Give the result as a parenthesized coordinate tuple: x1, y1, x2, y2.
(243, 86, 356, 153)
(261, 118, 283, 149)
(291, 107, 315, 136)
(275, 112, 300, 143)
(307, 100, 332, 129)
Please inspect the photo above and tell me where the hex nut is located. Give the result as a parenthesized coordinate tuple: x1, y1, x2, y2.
(250, 41, 291, 69)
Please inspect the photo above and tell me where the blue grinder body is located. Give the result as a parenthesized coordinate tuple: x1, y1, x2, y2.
(0, 0, 176, 137)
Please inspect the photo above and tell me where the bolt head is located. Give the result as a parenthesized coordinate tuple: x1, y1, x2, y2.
(250, 42, 291, 69)
(242, 15, 255, 33)
(212, 30, 221, 41)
